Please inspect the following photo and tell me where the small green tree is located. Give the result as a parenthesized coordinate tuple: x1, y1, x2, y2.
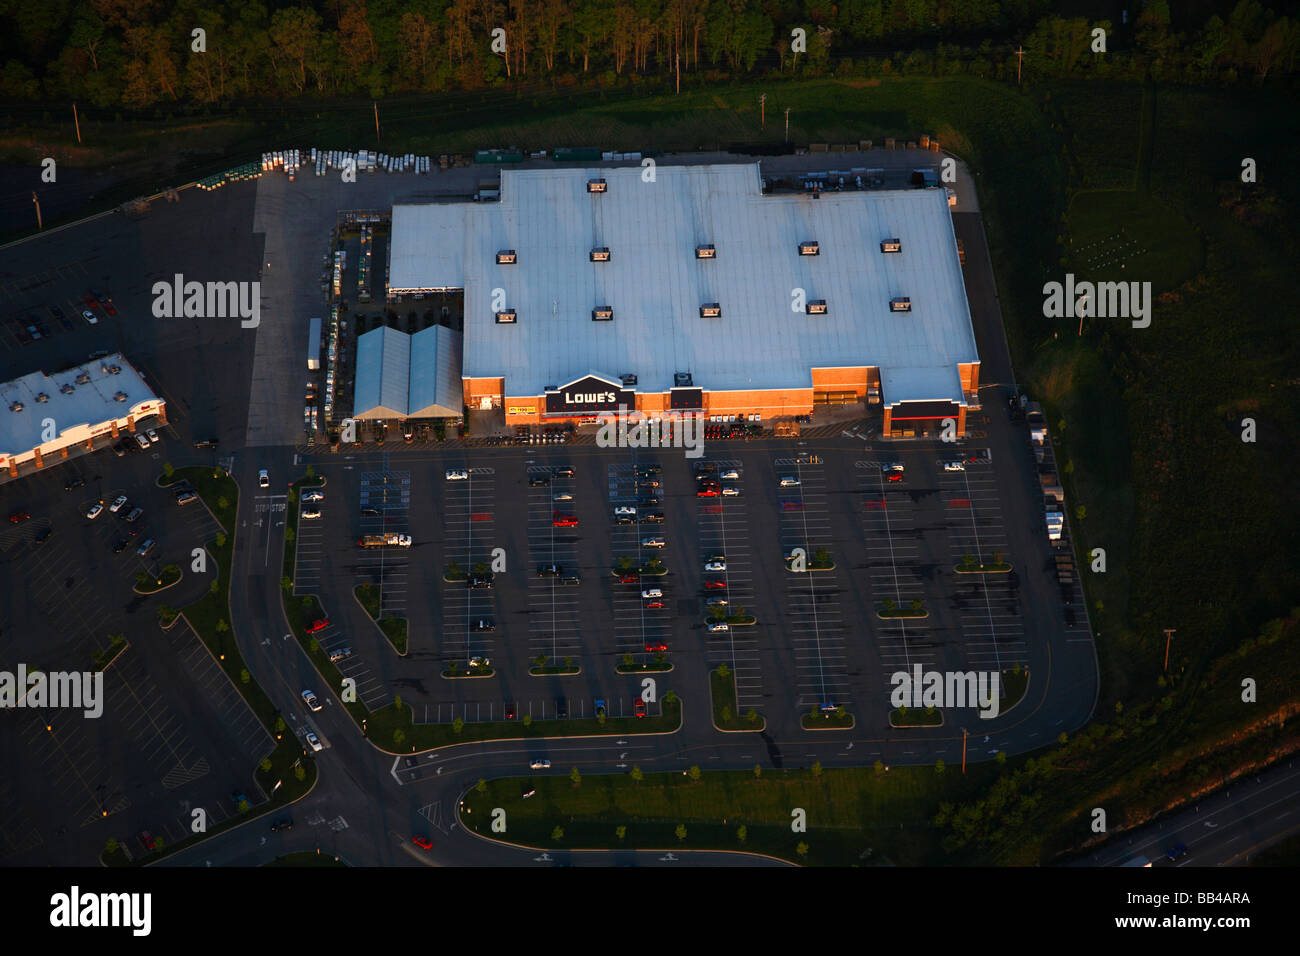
(996, 750, 1008, 764)
(622, 652, 635, 668)
(631, 764, 643, 783)
(910, 599, 924, 614)
(746, 708, 759, 725)
(796, 841, 809, 857)
(675, 823, 687, 841)
(811, 761, 822, 778)
(737, 824, 747, 844)
(471, 561, 489, 576)
(215, 618, 228, 633)
(882, 597, 896, 613)
(275, 717, 286, 734)
(662, 690, 678, 706)
(310, 637, 320, 653)
(105, 837, 119, 854)
(716, 662, 730, 678)
(564, 656, 573, 669)
(240, 668, 250, 684)
(305, 465, 316, 479)
(217, 495, 230, 511)
(476, 778, 487, 793)
(688, 765, 701, 782)
(616, 825, 627, 841)
(215, 532, 227, 548)
(615, 555, 633, 571)
(394, 694, 403, 711)
(453, 717, 465, 735)
(260, 757, 273, 772)
(162, 461, 174, 479)
(935, 758, 946, 774)
(1075, 505, 1087, 521)
(522, 714, 533, 727)
(570, 766, 581, 787)
(813, 548, 831, 567)
(284, 526, 295, 544)
(551, 826, 564, 841)
(753, 764, 762, 778)
(874, 760, 885, 776)
(721, 705, 732, 724)
(534, 654, 547, 669)
(394, 729, 406, 746)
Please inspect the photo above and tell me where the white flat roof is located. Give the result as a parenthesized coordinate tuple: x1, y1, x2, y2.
(389, 163, 978, 404)
(0, 354, 160, 457)
(353, 325, 463, 419)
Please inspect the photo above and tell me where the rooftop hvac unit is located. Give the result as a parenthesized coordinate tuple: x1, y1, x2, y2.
(587, 178, 607, 193)
(8, 402, 22, 412)
(495, 309, 517, 324)
(107, 364, 121, 375)
(75, 372, 91, 384)
(880, 238, 902, 253)
(807, 299, 828, 314)
(113, 391, 128, 402)
(496, 249, 517, 264)
(35, 392, 49, 403)
(699, 303, 722, 318)
(590, 247, 611, 262)
(674, 372, 693, 387)
(592, 306, 614, 321)
(695, 244, 716, 259)
(890, 297, 912, 312)
(60, 384, 75, 394)
(621, 374, 638, 387)
(799, 240, 820, 256)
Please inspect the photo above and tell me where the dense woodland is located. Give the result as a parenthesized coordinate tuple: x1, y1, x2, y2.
(0, 0, 1296, 110)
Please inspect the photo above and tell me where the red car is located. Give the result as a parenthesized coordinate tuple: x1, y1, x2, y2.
(8, 511, 31, 524)
(411, 835, 433, 850)
(138, 830, 159, 851)
(701, 504, 723, 514)
(634, 699, 647, 717)
(471, 511, 492, 522)
(644, 640, 668, 652)
(645, 599, 666, 609)
(617, 573, 640, 584)
(703, 578, 727, 590)
(696, 487, 719, 497)
(306, 618, 329, 633)
(82, 293, 98, 306)
(553, 513, 579, 527)
(103, 300, 118, 315)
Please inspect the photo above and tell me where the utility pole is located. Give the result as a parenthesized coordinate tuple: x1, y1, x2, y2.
(1016, 46, 1025, 85)
(784, 107, 791, 144)
(675, 51, 680, 95)
(32, 192, 42, 230)
(760, 94, 766, 130)
(72, 102, 82, 144)
(1163, 628, 1176, 671)
(373, 102, 381, 144)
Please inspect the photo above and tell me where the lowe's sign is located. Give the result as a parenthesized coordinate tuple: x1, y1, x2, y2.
(545, 375, 635, 415)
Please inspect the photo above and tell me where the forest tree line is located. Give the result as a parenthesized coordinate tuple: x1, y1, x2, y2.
(0, 0, 1296, 109)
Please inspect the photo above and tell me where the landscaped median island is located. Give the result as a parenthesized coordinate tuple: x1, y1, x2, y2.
(891, 706, 944, 728)
(617, 652, 672, 674)
(955, 553, 1013, 574)
(354, 583, 408, 655)
(443, 660, 495, 679)
(115, 468, 317, 865)
(878, 599, 928, 620)
(368, 692, 682, 751)
(529, 655, 580, 676)
(1000, 665, 1029, 714)
(710, 665, 764, 731)
(802, 706, 854, 730)
(134, 563, 181, 594)
(460, 758, 999, 866)
(785, 548, 835, 573)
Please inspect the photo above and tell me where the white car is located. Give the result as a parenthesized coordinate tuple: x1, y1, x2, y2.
(469, 656, 491, 668)
(721, 486, 740, 496)
(81, 310, 98, 325)
(943, 461, 966, 472)
(301, 507, 321, 519)
(301, 689, 322, 712)
(779, 476, 800, 487)
(704, 560, 726, 572)
(134, 433, 151, 450)
(553, 492, 574, 501)
(445, 469, 469, 480)
(145, 428, 160, 444)
(529, 759, 551, 770)
(707, 597, 728, 607)
(305, 731, 323, 752)
(258, 469, 270, 488)
(720, 470, 740, 480)
(708, 622, 730, 633)
(614, 506, 637, 516)
(641, 537, 665, 548)
(641, 588, 663, 599)
(85, 503, 104, 520)
(109, 495, 128, 514)
(302, 490, 325, 502)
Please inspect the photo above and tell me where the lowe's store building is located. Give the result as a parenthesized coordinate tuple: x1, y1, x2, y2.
(384, 163, 981, 437)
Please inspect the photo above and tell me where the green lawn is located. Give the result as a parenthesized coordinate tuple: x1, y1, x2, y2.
(1064, 189, 1201, 291)
(461, 762, 998, 866)
(710, 667, 764, 731)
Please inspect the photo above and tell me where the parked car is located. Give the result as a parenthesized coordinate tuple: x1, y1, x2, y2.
(538, 564, 562, 577)
(504, 701, 516, 720)
(305, 618, 329, 633)
(175, 491, 198, 506)
(703, 578, 728, 590)
(641, 536, 665, 548)
(302, 490, 324, 502)
(708, 622, 730, 633)
(644, 640, 668, 652)
(943, 461, 966, 472)
(528, 474, 550, 486)
(641, 512, 665, 523)
(133, 433, 150, 450)
(634, 464, 662, 477)
(779, 476, 800, 487)
(125, 506, 144, 522)
(720, 469, 740, 480)
(109, 495, 128, 513)
(472, 619, 496, 632)
(64, 476, 86, 491)
(305, 732, 323, 752)
(1165, 843, 1188, 862)
(81, 310, 98, 325)
(553, 513, 578, 527)
(882, 463, 905, 481)
(138, 831, 159, 851)
(112, 538, 129, 553)
(529, 759, 551, 770)
(8, 511, 31, 524)
(258, 468, 270, 487)
(697, 487, 719, 497)
(445, 469, 469, 480)
(704, 560, 726, 572)
(613, 506, 637, 517)
(270, 818, 294, 832)
(85, 503, 104, 520)
(560, 574, 581, 586)
(617, 572, 640, 584)
(135, 538, 155, 557)
(34, 527, 53, 545)
(301, 690, 322, 711)
(553, 466, 575, 477)
(328, 646, 352, 663)
(634, 699, 647, 717)
(301, 507, 321, 519)
(641, 587, 664, 599)
(645, 599, 666, 609)
(411, 835, 434, 850)
(552, 492, 574, 501)
(721, 486, 740, 496)
(193, 438, 219, 449)
(145, 428, 160, 444)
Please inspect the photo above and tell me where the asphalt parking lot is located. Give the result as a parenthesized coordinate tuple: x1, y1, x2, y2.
(299, 401, 1084, 739)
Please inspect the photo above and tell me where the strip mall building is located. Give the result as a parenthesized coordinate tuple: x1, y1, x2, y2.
(386, 163, 980, 437)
